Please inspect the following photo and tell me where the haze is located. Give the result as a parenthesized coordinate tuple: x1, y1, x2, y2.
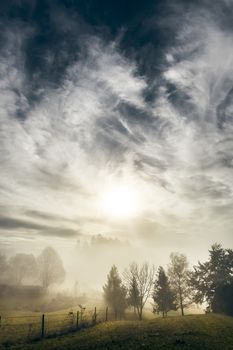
(0, 0, 233, 291)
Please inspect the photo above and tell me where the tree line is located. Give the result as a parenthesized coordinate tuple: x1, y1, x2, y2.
(0, 247, 65, 290)
(103, 244, 233, 320)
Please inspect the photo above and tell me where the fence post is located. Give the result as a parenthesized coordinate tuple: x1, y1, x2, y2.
(76, 311, 79, 329)
(41, 314, 45, 338)
(80, 309, 82, 324)
(0, 315, 1, 328)
(105, 307, 108, 322)
(93, 307, 97, 324)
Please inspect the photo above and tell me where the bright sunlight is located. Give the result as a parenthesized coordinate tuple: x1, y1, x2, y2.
(101, 184, 140, 218)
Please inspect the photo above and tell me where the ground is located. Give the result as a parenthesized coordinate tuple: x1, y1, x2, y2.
(3, 314, 233, 350)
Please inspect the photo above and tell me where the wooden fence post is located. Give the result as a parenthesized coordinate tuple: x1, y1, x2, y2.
(76, 311, 79, 329)
(105, 307, 108, 322)
(41, 314, 45, 338)
(93, 307, 97, 324)
(0, 315, 1, 328)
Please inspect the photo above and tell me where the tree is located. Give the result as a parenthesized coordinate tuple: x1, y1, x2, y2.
(0, 253, 8, 282)
(168, 253, 191, 316)
(124, 262, 155, 320)
(212, 281, 233, 316)
(103, 265, 127, 319)
(0, 253, 7, 270)
(128, 276, 140, 314)
(8, 253, 37, 285)
(190, 243, 233, 313)
(153, 266, 177, 317)
(37, 247, 65, 290)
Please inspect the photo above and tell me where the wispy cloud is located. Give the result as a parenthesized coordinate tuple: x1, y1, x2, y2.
(0, 3, 233, 258)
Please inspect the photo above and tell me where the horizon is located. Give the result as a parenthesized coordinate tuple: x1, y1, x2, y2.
(0, 0, 233, 291)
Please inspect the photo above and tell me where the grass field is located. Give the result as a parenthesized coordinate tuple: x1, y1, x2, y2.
(4, 314, 233, 350)
(0, 307, 108, 346)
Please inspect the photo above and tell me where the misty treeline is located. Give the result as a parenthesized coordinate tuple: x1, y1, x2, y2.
(103, 244, 233, 320)
(0, 246, 65, 290)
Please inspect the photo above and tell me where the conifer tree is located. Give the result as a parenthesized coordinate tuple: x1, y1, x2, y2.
(153, 266, 176, 317)
(103, 265, 127, 319)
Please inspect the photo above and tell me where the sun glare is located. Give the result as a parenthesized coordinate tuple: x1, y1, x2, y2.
(101, 184, 140, 218)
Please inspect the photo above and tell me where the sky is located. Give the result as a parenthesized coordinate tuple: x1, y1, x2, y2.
(0, 0, 233, 288)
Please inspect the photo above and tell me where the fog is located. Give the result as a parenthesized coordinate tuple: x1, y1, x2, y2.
(0, 0, 233, 316)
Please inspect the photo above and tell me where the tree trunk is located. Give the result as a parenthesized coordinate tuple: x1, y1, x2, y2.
(178, 283, 184, 316)
(137, 305, 142, 320)
(139, 306, 143, 320)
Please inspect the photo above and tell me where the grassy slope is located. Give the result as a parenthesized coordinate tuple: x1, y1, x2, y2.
(7, 314, 233, 350)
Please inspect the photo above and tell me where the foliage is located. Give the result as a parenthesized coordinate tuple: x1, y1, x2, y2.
(212, 281, 233, 316)
(128, 276, 140, 311)
(168, 253, 191, 316)
(153, 266, 177, 316)
(103, 265, 127, 319)
(190, 243, 233, 313)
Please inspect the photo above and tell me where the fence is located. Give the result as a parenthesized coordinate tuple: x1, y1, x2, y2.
(0, 306, 111, 346)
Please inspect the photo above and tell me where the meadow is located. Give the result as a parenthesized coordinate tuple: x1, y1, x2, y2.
(2, 314, 232, 350)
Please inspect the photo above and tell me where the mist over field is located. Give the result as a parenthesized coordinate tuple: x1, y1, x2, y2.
(0, 0, 232, 339)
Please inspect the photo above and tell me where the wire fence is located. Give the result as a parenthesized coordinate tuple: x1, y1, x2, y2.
(0, 306, 116, 346)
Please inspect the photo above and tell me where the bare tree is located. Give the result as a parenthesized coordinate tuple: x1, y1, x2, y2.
(8, 253, 37, 285)
(168, 253, 191, 316)
(124, 262, 155, 320)
(37, 247, 65, 290)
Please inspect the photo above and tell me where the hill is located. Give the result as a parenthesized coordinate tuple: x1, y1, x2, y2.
(5, 314, 233, 350)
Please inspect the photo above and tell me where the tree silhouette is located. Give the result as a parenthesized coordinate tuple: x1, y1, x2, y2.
(168, 253, 191, 316)
(128, 276, 140, 314)
(103, 265, 127, 320)
(190, 243, 233, 314)
(37, 247, 65, 290)
(153, 266, 177, 317)
(8, 253, 37, 285)
(0, 253, 8, 282)
(124, 262, 155, 320)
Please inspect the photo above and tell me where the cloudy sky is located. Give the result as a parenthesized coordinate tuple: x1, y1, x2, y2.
(0, 0, 233, 286)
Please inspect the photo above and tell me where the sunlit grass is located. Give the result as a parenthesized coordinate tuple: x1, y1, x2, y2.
(3, 314, 233, 350)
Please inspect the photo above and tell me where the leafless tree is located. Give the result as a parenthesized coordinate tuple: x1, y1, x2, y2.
(124, 262, 155, 320)
(37, 247, 65, 290)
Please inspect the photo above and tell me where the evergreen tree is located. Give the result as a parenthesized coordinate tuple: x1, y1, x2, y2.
(128, 276, 140, 314)
(153, 266, 177, 317)
(103, 265, 127, 319)
(212, 281, 233, 316)
(190, 243, 233, 313)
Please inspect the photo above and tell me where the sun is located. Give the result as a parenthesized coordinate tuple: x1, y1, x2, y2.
(101, 184, 140, 218)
